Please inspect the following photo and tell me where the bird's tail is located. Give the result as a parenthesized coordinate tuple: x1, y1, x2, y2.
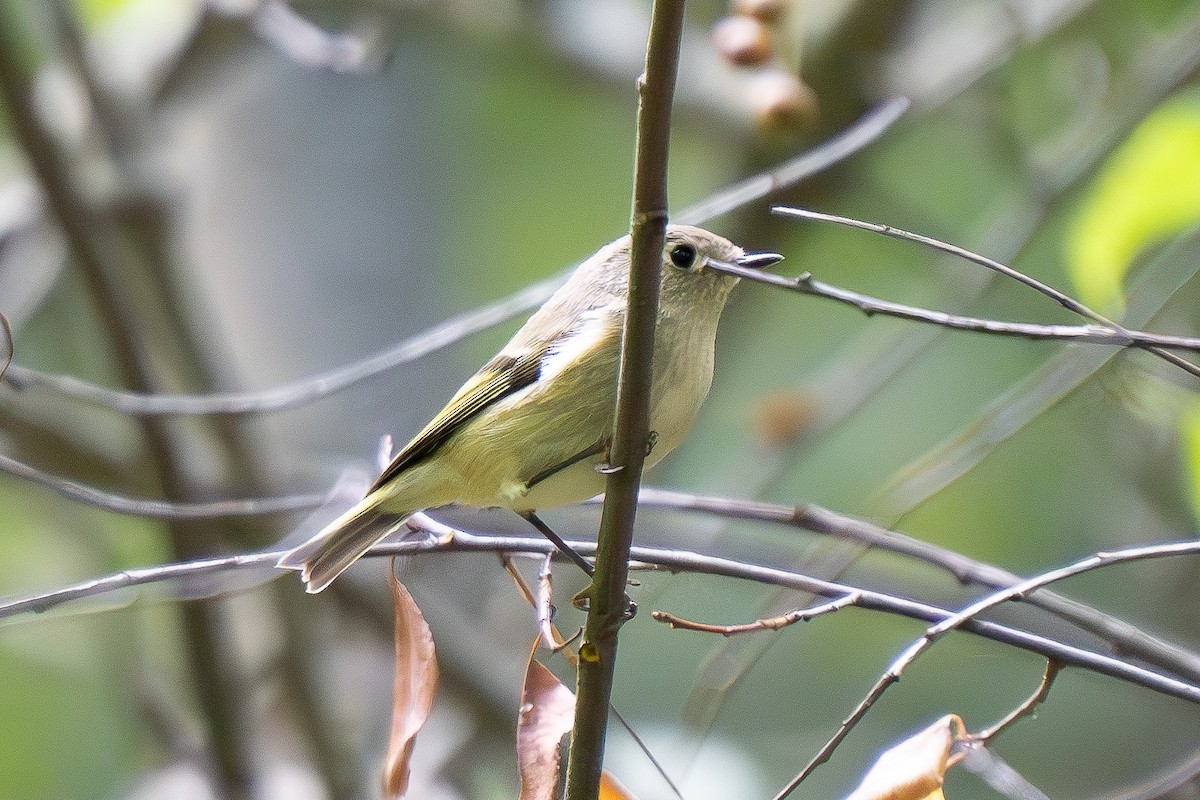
(277, 499, 409, 593)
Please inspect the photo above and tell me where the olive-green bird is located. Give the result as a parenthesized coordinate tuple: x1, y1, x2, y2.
(278, 225, 782, 592)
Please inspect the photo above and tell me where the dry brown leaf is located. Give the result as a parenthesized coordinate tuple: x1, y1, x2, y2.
(382, 564, 439, 799)
(517, 643, 577, 800)
(843, 714, 967, 800)
(516, 642, 639, 800)
(600, 770, 639, 800)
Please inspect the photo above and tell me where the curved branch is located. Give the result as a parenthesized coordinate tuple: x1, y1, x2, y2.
(2, 276, 561, 415)
(775, 540, 1200, 798)
(3, 526, 1198, 707)
(631, 488, 1200, 683)
(705, 258, 1200, 377)
(673, 97, 908, 225)
(0, 452, 327, 518)
(11, 450, 1197, 684)
(773, 206, 1200, 375)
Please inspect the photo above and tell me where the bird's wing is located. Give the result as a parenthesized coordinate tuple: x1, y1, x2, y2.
(368, 348, 545, 492)
(367, 306, 621, 493)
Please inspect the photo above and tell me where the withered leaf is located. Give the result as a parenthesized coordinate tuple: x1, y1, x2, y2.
(382, 564, 439, 799)
(517, 643, 577, 800)
(600, 770, 639, 800)
(843, 714, 967, 800)
(515, 642, 639, 800)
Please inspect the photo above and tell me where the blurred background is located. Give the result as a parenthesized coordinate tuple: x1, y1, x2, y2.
(2, 0, 1200, 798)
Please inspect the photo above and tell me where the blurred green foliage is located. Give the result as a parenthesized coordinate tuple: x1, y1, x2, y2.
(1067, 90, 1200, 314)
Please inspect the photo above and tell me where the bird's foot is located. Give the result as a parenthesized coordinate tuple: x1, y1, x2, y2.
(571, 589, 637, 621)
(593, 432, 657, 474)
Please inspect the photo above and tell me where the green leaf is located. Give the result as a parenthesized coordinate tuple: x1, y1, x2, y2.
(1066, 91, 1200, 314)
(1179, 397, 1200, 525)
(73, 0, 129, 27)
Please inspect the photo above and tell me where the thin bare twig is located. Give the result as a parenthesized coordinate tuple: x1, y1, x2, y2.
(972, 660, 1061, 745)
(0, 101, 907, 418)
(632, 488, 1200, 684)
(774, 207, 1110, 321)
(537, 553, 557, 652)
(775, 540, 1200, 799)
(5, 529, 1199, 706)
(673, 97, 908, 225)
(500, 554, 538, 609)
(772, 206, 1200, 375)
(911, 541, 1200, 661)
(0, 551, 280, 619)
(704, 258, 1200, 375)
(1, 276, 562, 415)
(651, 592, 860, 635)
(609, 706, 687, 800)
(879, 227, 1200, 520)
(13, 449, 1196, 683)
(0, 452, 326, 518)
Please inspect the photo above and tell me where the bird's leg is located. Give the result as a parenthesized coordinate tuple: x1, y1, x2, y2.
(523, 438, 648, 614)
(519, 511, 594, 576)
(578, 432, 657, 612)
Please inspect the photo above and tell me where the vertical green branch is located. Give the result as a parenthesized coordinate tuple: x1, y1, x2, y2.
(564, 1, 686, 798)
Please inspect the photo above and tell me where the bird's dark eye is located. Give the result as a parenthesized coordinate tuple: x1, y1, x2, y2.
(669, 244, 696, 269)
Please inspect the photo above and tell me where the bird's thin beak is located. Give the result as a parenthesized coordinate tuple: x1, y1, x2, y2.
(705, 251, 784, 278)
(737, 252, 785, 270)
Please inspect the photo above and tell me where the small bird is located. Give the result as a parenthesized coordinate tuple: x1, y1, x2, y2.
(278, 225, 782, 592)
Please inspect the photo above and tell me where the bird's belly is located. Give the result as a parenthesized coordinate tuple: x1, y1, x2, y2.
(413, 321, 713, 514)
(434, 387, 613, 512)
(519, 455, 609, 510)
(516, 387, 704, 511)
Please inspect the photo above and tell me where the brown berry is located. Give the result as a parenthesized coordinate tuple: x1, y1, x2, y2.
(749, 71, 818, 133)
(733, 0, 788, 25)
(750, 389, 818, 448)
(712, 16, 773, 67)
